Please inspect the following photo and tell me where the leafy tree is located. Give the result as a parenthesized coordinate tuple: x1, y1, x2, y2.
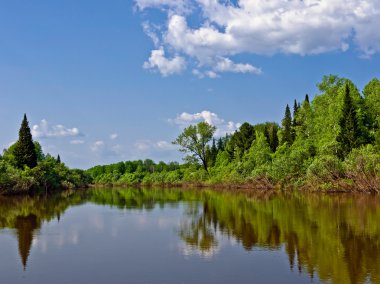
(34, 142, 45, 162)
(13, 114, 37, 169)
(242, 132, 272, 176)
(173, 122, 216, 172)
(336, 85, 361, 158)
(227, 122, 255, 157)
(281, 104, 293, 145)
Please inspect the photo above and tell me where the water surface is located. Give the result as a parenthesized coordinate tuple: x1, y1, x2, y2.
(0, 188, 379, 284)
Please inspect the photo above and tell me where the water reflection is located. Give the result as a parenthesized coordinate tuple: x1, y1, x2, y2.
(0, 188, 379, 283)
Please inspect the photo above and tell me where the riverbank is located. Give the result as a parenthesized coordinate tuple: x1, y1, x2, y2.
(89, 174, 380, 194)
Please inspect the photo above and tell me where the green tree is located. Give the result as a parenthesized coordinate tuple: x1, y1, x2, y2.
(227, 122, 255, 157)
(173, 122, 216, 172)
(305, 94, 310, 104)
(264, 123, 279, 152)
(281, 104, 293, 145)
(13, 114, 37, 169)
(57, 155, 61, 164)
(336, 85, 361, 158)
(292, 100, 299, 141)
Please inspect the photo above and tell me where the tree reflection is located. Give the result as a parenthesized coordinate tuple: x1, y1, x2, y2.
(14, 214, 40, 269)
(0, 188, 379, 284)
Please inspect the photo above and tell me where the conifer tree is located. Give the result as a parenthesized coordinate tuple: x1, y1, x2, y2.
(270, 125, 279, 152)
(13, 114, 37, 169)
(281, 104, 293, 145)
(264, 124, 279, 152)
(292, 100, 299, 141)
(217, 137, 224, 152)
(336, 85, 361, 158)
(57, 154, 61, 164)
(305, 94, 310, 104)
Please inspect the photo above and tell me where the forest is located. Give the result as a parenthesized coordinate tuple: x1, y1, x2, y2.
(87, 75, 380, 192)
(0, 115, 91, 194)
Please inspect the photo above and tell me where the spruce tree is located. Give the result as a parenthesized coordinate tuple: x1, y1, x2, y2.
(292, 99, 299, 140)
(281, 104, 293, 145)
(270, 125, 279, 152)
(57, 154, 61, 164)
(305, 94, 310, 104)
(264, 124, 279, 152)
(336, 85, 361, 158)
(13, 114, 37, 169)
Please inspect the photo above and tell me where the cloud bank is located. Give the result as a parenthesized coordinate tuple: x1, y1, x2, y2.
(136, 0, 380, 76)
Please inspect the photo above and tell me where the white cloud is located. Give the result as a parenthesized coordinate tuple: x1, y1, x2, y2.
(143, 48, 186, 76)
(170, 110, 240, 136)
(70, 140, 85, 145)
(214, 57, 262, 74)
(138, 0, 380, 76)
(110, 133, 118, 140)
(91, 141, 105, 152)
(32, 119, 81, 138)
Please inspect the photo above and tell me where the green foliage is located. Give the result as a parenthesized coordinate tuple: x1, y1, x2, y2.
(0, 115, 91, 194)
(336, 85, 362, 158)
(13, 114, 37, 169)
(82, 75, 380, 192)
(241, 132, 272, 177)
(173, 121, 216, 172)
(226, 122, 255, 157)
(281, 104, 293, 145)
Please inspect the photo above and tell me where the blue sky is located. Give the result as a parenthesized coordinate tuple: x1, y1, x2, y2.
(1, 0, 379, 169)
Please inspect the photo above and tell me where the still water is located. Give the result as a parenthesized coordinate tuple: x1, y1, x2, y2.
(0, 188, 379, 284)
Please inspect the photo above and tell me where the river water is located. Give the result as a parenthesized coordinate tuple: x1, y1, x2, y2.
(0, 188, 379, 284)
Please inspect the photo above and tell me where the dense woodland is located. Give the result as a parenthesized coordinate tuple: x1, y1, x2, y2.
(0, 115, 91, 194)
(87, 75, 380, 192)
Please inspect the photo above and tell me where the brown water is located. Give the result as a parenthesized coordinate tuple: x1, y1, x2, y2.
(0, 188, 379, 284)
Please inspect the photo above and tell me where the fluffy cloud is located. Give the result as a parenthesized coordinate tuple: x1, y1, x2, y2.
(170, 110, 241, 136)
(110, 133, 119, 140)
(137, 0, 380, 76)
(214, 57, 262, 74)
(90, 141, 105, 152)
(32, 119, 81, 138)
(143, 48, 186, 76)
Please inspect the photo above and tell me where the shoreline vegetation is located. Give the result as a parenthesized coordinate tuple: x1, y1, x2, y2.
(0, 115, 91, 195)
(2, 75, 380, 195)
(87, 75, 380, 194)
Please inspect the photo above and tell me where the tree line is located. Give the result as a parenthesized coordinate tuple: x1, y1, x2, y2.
(87, 75, 380, 192)
(0, 115, 91, 194)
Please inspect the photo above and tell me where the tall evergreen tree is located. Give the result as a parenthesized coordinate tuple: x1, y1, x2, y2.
(57, 154, 61, 164)
(281, 104, 293, 145)
(305, 94, 310, 104)
(264, 124, 279, 152)
(13, 114, 37, 169)
(292, 99, 299, 140)
(336, 85, 361, 158)
(217, 137, 224, 152)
